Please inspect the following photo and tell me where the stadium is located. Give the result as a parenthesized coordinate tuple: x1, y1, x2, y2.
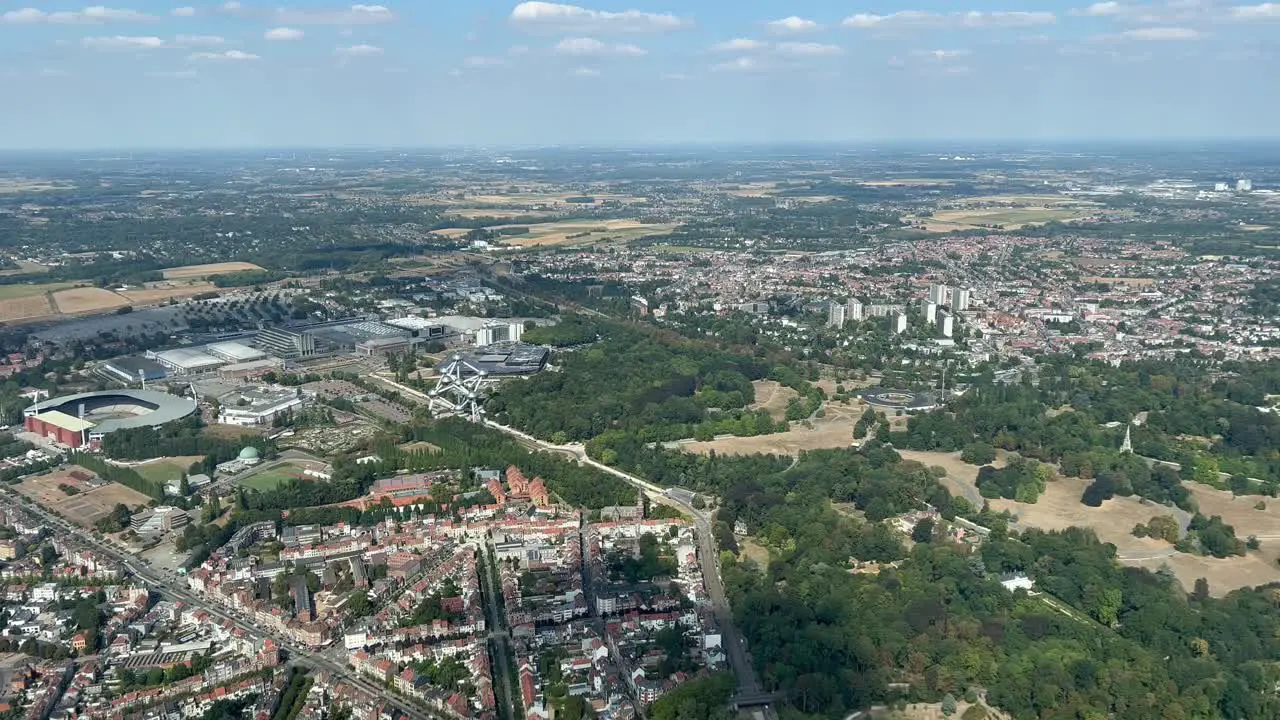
(23, 389, 199, 449)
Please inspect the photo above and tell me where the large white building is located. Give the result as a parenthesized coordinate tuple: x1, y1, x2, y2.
(952, 288, 972, 312)
(891, 311, 908, 335)
(937, 310, 955, 338)
(217, 386, 305, 426)
(920, 299, 937, 324)
(827, 302, 846, 329)
(1238, 178, 1253, 192)
(928, 284, 950, 306)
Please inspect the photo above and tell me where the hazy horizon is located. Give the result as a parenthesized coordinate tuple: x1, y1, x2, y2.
(3, 0, 1280, 149)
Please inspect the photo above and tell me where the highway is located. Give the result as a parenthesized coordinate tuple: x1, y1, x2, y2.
(0, 485, 437, 720)
(482, 421, 777, 717)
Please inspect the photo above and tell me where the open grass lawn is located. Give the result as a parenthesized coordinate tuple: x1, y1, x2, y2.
(133, 456, 204, 485)
(239, 467, 301, 492)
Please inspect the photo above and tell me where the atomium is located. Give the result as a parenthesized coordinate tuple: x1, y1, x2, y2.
(427, 354, 489, 422)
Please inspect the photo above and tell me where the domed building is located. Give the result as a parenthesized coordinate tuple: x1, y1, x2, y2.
(238, 446, 261, 465)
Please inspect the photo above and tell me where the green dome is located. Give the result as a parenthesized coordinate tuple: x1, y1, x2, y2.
(238, 446, 261, 461)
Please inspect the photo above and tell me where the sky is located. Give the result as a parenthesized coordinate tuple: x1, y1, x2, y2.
(1, 0, 1279, 148)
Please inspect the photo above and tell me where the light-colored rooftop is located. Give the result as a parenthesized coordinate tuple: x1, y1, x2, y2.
(36, 410, 95, 433)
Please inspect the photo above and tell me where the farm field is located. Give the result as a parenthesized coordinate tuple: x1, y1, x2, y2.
(0, 282, 74, 299)
(16, 468, 152, 526)
(931, 207, 1087, 228)
(491, 219, 677, 247)
(51, 287, 130, 314)
(118, 282, 218, 305)
(161, 261, 264, 280)
(0, 294, 56, 323)
(131, 456, 204, 485)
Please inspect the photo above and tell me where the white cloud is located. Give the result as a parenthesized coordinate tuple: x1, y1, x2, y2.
(221, 1, 242, 10)
(510, 1, 688, 34)
(265, 27, 305, 40)
(1114, 25, 1202, 38)
(914, 48, 972, 59)
(1080, 1, 1123, 15)
(711, 38, 765, 52)
(40, 68, 72, 77)
(572, 66, 601, 76)
(842, 9, 1056, 29)
(175, 34, 224, 46)
(189, 49, 260, 60)
(767, 16, 819, 34)
(554, 37, 646, 56)
(82, 35, 165, 49)
(2, 6, 156, 24)
(274, 4, 394, 25)
(464, 55, 505, 66)
(335, 43, 384, 57)
(508, 44, 531, 55)
(712, 56, 761, 72)
(1231, 3, 1280, 19)
(146, 69, 198, 77)
(660, 71, 689, 80)
(775, 41, 843, 56)
(171, 7, 195, 17)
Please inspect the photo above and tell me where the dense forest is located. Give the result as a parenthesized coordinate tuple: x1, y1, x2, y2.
(487, 320, 806, 442)
(587, 437, 1280, 719)
(889, 357, 1280, 501)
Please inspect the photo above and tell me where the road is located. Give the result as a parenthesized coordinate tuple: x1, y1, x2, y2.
(477, 548, 518, 720)
(0, 485, 436, 720)
(482, 421, 774, 713)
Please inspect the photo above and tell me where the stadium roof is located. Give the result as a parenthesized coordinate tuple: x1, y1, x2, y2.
(27, 389, 198, 434)
(36, 410, 94, 433)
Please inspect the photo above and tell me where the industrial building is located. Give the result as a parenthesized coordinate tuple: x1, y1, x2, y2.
(24, 389, 198, 449)
(216, 386, 305, 426)
(205, 341, 267, 364)
(254, 327, 317, 360)
(149, 348, 225, 375)
(98, 356, 168, 385)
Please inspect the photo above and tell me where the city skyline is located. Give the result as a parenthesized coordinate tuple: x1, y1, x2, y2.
(2, 0, 1280, 148)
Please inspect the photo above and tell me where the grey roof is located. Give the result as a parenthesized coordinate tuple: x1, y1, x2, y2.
(27, 389, 198, 433)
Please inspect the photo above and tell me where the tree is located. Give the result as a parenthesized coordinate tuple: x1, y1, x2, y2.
(1193, 577, 1211, 602)
(960, 442, 997, 466)
(912, 518, 935, 544)
(942, 693, 958, 717)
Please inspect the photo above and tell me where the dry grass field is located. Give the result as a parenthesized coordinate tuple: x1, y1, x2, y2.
(1081, 276, 1156, 287)
(936, 466, 1280, 596)
(748, 380, 799, 422)
(430, 228, 473, 238)
(118, 281, 217, 305)
(680, 400, 861, 457)
(16, 469, 152, 526)
(161, 261, 264, 280)
(493, 219, 676, 247)
(51, 287, 130, 314)
(0, 295, 57, 322)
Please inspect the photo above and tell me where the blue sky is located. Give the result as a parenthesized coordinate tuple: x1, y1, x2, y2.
(1, 0, 1278, 148)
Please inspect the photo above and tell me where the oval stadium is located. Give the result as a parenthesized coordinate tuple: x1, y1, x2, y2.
(23, 388, 198, 449)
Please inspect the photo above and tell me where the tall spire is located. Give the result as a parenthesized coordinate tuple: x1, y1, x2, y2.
(1120, 423, 1133, 454)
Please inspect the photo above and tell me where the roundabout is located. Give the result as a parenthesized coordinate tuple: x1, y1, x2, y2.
(857, 388, 940, 412)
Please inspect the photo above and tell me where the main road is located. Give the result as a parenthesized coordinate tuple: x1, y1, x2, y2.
(0, 485, 437, 720)
(482, 421, 776, 716)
